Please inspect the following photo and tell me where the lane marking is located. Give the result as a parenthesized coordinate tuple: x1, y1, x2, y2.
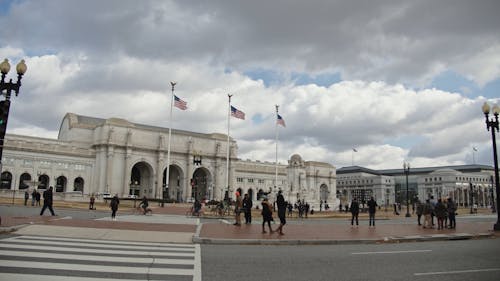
(352, 250, 432, 255)
(414, 268, 500, 276)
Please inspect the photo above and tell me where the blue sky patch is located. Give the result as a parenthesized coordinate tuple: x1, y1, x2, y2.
(244, 68, 342, 88)
(430, 70, 500, 99)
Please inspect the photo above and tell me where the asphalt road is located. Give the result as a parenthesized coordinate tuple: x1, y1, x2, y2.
(201, 239, 500, 281)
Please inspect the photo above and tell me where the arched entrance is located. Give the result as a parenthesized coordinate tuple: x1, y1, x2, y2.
(74, 177, 84, 192)
(320, 184, 329, 202)
(130, 162, 154, 198)
(55, 176, 67, 192)
(192, 168, 211, 201)
(163, 165, 184, 201)
(38, 174, 49, 190)
(1, 172, 12, 189)
(19, 173, 31, 190)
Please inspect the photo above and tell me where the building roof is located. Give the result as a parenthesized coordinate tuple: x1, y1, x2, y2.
(338, 164, 494, 176)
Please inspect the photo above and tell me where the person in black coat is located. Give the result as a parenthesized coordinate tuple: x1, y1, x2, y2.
(110, 194, 120, 220)
(40, 186, 56, 216)
(350, 198, 360, 226)
(261, 198, 274, 233)
(242, 193, 253, 224)
(275, 190, 287, 235)
(367, 197, 378, 227)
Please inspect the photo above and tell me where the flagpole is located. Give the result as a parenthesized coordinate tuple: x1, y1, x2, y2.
(275, 105, 279, 193)
(473, 147, 477, 165)
(226, 94, 232, 201)
(164, 81, 176, 205)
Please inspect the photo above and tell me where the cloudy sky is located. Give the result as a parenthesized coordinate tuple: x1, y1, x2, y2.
(0, 0, 499, 169)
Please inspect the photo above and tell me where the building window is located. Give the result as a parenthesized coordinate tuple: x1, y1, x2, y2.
(248, 178, 254, 183)
(237, 177, 244, 183)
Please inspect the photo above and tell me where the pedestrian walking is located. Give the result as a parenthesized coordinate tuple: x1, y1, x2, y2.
(416, 199, 423, 226)
(261, 197, 274, 233)
(242, 193, 253, 224)
(275, 190, 287, 235)
(350, 198, 360, 226)
(447, 198, 457, 229)
(40, 186, 56, 216)
(233, 192, 242, 226)
(434, 198, 447, 230)
(24, 191, 29, 206)
(110, 194, 119, 220)
(367, 197, 378, 227)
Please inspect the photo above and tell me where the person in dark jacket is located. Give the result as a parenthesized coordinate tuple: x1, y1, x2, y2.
(275, 190, 287, 235)
(350, 198, 360, 226)
(261, 198, 274, 233)
(242, 193, 253, 224)
(447, 198, 457, 229)
(434, 198, 447, 230)
(35, 190, 41, 206)
(367, 197, 378, 227)
(24, 191, 29, 206)
(40, 186, 56, 216)
(416, 199, 423, 226)
(110, 194, 120, 220)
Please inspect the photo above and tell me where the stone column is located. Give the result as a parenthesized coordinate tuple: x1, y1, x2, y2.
(106, 145, 114, 195)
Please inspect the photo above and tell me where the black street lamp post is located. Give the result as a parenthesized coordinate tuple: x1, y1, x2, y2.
(403, 162, 411, 217)
(492, 175, 496, 213)
(482, 102, 500, 230)
(0, 59, 27, 167)
(469, 182, 475, 214)
(0, 59, 27, 204)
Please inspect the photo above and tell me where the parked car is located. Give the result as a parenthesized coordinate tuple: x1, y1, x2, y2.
(127, 194, 138, 199)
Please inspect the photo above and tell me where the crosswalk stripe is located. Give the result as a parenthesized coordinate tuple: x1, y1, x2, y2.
(0, 250, 195, 265)
(4, 235, 195, 248)
(0, 273, 121, 281)
(0, 235, 200, 280)
(0, 260, 194, 276)
(4, 239, 195, 252)
(0, 243, 195, 257)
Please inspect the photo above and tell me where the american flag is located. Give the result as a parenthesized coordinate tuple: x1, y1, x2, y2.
(174, 95, 187, 110)
(277, 114, 286, 127)
(231, 106, 245, 120)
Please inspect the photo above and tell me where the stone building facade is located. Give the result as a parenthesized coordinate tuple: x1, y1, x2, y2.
(337, 165, 495, 209)
(0, 113, 337, 207)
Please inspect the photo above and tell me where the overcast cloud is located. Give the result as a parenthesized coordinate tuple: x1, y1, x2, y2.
(0, 0, 499, 169)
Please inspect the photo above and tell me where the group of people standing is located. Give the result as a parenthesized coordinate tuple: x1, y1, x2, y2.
(416, 197, 456, 229)
(233, 190, 287, 235)
(24, 189, 41, 207)
(21, 186, 56, 216)
(350, 197, 378, 227)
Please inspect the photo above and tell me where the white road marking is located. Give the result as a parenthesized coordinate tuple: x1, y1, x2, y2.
(352, 250, 432, 255)
(414, 268, 500, 276)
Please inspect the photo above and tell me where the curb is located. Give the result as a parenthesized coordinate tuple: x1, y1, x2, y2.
(192, 232, 496, 245)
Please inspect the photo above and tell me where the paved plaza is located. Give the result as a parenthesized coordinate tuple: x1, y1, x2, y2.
(1, 202, 498, 245)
